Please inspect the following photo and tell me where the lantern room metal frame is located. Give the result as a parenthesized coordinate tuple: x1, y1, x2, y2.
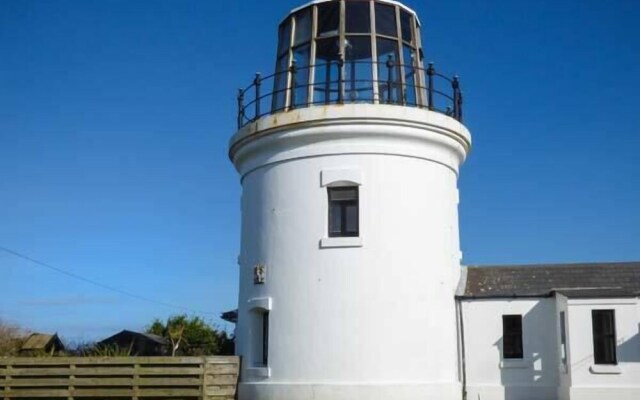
(237, 0, 464, 129)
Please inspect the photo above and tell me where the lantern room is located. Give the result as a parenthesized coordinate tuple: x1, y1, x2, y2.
(237, 0, 463, 129)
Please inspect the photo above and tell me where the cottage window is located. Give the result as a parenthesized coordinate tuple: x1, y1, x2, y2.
(559, 311, 567, 366)
(328, 187, 359, 237)
(592, 310, 617, 365)
(502, 315, 523, 359)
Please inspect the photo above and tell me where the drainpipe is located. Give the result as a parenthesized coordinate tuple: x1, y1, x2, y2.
(457, 299, 468, 400)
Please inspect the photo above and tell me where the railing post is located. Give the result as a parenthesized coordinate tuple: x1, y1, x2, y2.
(452, 75, 460, 120)
(386, 55, 394, 104)
(253, 73, 261, 121)
(458, 89, 464, 123)
(289, 60, 297, 109)
(427, 62, 435, 111)
(337, 55, 345, 104)
(237, 89, 244, 129)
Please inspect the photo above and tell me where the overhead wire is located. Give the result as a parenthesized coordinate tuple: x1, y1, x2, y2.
(0, 245, 220, 316)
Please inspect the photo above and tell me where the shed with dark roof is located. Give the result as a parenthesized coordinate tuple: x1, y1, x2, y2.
(20, 333, 65, 356)
(98, 330, 169, 356)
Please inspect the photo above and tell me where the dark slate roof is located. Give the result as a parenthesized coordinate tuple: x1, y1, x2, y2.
(459, 262, 640, 299)
(99, 330, 168, 346)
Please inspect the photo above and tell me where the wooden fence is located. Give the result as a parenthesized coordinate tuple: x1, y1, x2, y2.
(0, 356, 239, 400)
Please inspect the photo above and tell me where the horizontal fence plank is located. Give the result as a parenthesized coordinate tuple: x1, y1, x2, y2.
(0, 356, 240, 399)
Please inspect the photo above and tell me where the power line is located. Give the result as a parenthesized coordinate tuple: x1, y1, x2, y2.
(0, 245, 217, 316)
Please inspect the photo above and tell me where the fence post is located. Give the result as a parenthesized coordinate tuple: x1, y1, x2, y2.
(386, 55, 395, 104)
(337, 55, 345, 104)
(253, 73, 261, 121)
(452, 75, 460, 120)
(289, 60, 297, 109)
(4, 362, 12, 400)
(237, 89, 244, 129)
(427, 62, 435, 110)
(68, 362, 75, 400)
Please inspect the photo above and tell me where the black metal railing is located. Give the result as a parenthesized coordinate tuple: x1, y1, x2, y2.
(237, 58, 463, 129)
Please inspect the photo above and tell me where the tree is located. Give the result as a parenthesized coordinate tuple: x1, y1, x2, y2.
(146, 315, 233, 356)
(0, 320, 26, 356)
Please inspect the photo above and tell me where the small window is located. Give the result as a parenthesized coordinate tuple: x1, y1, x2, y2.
(592, 310, 617, 365)
(559, 311, 567, 366)
(502, 315, 523, 359)
(328, 187, 359, 237)
(262, 312, 269, 366)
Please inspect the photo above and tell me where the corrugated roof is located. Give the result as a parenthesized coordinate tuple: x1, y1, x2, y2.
(459, 262, 640, 299)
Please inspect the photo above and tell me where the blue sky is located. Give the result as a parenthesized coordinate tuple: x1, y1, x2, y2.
(1, 0, 638, 342)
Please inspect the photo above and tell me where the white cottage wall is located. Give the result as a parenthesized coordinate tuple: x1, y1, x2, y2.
(461, 298, 560, 400)
(565, 297, 640, 400)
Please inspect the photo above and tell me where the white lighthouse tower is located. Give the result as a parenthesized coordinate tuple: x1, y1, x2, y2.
(230, 1, 471, 399)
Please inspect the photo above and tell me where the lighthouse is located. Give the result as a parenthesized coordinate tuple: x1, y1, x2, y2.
(229, 1, 471, 399)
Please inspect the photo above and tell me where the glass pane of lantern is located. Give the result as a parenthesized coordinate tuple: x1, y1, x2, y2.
(400, 10, 413, 43)
(272, 54, 290, 112)
(375, 3, 397, 37)
(317, 2, 340, 38)
(346, 1, 371, 33)
(292, 44, 311, 107)
(314, 38, 341, 104)
(345, 36, 373, 102)
(277, 20, 292, 56)
(403, 45, 416, 105)
(294, 8, 312, 46)
(377, 38, 400, 103)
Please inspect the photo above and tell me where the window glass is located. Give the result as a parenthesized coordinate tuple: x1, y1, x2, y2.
(375, 3, 397, 37)
(345, 36, 373, 102)
(559, 312, 567, 366)
(294, 8, 312, 46)
(400, 10, 413, 43)
(592, 310, 617, 365)
(317, 2, 340, 38)
(403, 45, 416, 105)
(377, 38, 400, 103)
(292, 44, 311, 107)
(262, 312, 269, 366)
(328, 187, 359, 237)
(314, 38, 341, 105)
(346, 1, 371, 33)
(272, 54, 290, 112)
(502, 315, 523, 359)
(277, 20, 292, 56)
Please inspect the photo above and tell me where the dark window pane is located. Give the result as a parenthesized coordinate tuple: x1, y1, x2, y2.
(346, 1, 371, 33)
(560, 312, 567, 365)
(329, 203, 342, 234)
(329, 187, 358, 201)
(377, 38, 400, 103)
(345, 204, 358, 233)
(292, 44, 311, 107)
(278, 20, 292, 56)
(502, 315, 523, 359)
(294, 8, 312, 45)
(272, 54, 290, 112)
(345, 36, 373, 102)
(317, 2, 340, 38)
(592, 310, 617, 365)
(403, 45, 416, 105)
(262, 312, 269, 366)
(316, 37, 341, 62)
(400, 10, 413, 42)
(328, 187, 359, 237)
(375, 3, 397, 37)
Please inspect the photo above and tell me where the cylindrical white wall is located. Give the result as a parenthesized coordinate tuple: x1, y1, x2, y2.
(230, 105, 471, 400)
